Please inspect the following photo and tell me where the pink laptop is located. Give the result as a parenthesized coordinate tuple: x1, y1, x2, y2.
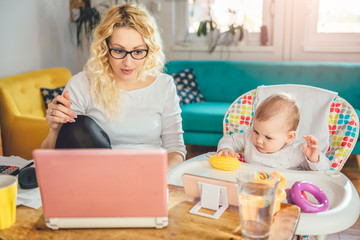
(32, 148, 168, 230)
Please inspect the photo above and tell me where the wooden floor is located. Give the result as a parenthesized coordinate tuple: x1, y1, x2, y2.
(185, 145, 360, 240)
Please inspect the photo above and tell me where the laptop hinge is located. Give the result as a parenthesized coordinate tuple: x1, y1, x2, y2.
(155, 217, 168, 229)
(45, 218, 59, 230)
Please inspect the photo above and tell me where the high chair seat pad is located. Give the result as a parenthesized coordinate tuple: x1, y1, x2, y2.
(254, 84, 338, 154)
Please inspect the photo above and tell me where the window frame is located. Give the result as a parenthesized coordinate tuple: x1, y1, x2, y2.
(303, 0, 360, 53)
(171, 0, 276, 52)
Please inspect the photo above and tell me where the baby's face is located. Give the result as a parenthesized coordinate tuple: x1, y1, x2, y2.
(251, 116, 292, 154)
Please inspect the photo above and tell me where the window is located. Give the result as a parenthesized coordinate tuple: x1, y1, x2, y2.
(317, 0, 360, 33)
(174, 0, 274, 50)
(303, 0, 360, 52)
(166, 0, 359, 60)
(187, 0, 264, 34)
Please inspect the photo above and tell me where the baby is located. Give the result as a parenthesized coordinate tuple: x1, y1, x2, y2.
(217, 93, 330, 170)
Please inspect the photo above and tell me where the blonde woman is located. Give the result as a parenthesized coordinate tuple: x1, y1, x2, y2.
(41, 3, 186, 169)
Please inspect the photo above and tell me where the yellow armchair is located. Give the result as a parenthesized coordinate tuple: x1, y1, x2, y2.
(0, 126, 3, 156)
(0, 68, 72, 159)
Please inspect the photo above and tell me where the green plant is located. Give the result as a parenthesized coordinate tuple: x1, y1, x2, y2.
(72, 0, 140, 47)
(196, 10, 245, 53)
(196, 20, 216, 37)
(74, 0, 103, 47)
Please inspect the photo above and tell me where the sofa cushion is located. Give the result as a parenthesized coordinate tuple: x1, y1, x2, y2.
(172, 69, 205, 105)
(166, 61, 360, 107)
(40, 86, 65, 110)
(181, 102, 231, 133)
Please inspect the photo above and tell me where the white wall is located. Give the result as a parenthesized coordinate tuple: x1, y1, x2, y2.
(1, 0, 358, 79)
(0, 0, 87, 78)
(0, 0, 155, 78)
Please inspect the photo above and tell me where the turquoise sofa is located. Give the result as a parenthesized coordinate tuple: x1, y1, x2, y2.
(165, 61, 360, 154)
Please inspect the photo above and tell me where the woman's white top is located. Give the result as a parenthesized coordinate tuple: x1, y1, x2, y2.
(64, 71, 186, 158)
(217, 128, 331, 170)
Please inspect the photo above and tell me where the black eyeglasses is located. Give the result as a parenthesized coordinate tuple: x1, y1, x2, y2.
(106, 41, 149, 60)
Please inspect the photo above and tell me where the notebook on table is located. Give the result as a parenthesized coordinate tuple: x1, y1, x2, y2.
(32, 148, 168, 230)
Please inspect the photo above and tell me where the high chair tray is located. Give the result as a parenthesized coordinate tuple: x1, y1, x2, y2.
(167, 154, 360, 236)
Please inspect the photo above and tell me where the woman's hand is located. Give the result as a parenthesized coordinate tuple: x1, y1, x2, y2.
(45, 90, 77, 131)
(302, 135, 320, 163)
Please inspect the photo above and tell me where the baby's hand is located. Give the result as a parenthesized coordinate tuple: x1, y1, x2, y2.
(302, 135, 320, 163)
(217, 148, 240, 158)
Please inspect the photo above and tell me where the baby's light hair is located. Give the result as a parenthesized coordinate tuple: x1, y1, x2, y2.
(254, 93, 300, 131)
(85, 3, 165, 120)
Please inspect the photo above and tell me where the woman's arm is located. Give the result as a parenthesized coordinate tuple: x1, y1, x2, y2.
(41, 128, 59, 149)
(168, 152, 184, 170)
(161, 75, 187, 165)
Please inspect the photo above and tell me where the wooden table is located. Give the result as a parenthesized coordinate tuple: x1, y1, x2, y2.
(0, 185, 300, 240)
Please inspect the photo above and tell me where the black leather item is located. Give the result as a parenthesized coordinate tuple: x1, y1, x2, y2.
(55, 115, 112, 149)
(18, 167, 38, 189)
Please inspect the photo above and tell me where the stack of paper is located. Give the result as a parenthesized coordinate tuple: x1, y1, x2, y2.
(0, 156, 42, 209)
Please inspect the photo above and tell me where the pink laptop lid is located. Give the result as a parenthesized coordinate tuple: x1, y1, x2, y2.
(33, 149, 168, 218)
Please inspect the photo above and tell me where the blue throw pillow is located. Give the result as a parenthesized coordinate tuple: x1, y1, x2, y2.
(40, 86, 65, 110)
(172, 69, 205, 105)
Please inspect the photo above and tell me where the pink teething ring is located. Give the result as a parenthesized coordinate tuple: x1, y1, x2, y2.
(290, 181, 329, 213)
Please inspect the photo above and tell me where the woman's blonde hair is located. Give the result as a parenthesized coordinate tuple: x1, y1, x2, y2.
(85, 3, 165, 120)
(254, 93, 300, 132)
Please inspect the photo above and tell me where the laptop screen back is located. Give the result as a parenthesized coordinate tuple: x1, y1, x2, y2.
(33, 149, 168, 219)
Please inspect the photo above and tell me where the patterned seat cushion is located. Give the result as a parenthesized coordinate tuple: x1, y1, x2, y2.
(224, 89, 359, 171)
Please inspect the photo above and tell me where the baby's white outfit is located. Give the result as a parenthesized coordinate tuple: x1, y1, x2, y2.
(217, 129, 331, 170)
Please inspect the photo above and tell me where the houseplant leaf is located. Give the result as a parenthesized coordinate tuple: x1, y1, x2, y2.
(197, 21, 204, 37)
(238, 25, 244, 41)
(74, 0, 102, 47)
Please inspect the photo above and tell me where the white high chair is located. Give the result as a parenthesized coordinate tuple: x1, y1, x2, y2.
(223, 84, 360, 240)
(224, 85, 359, 171)
(168, 84, 359, 240)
